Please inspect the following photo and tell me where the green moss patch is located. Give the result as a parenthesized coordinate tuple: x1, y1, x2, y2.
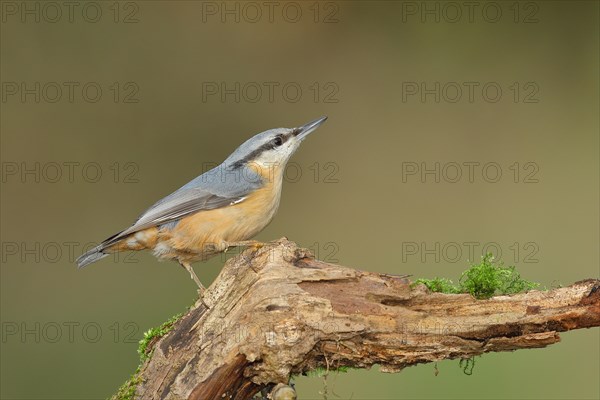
(111, 367, 141, 400)
(138, 312, 183, 361)
(413, 253, 539, 299)
(111, 311, 185, 400)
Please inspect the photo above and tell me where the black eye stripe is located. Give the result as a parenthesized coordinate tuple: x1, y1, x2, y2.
(230, 132, 291, 168)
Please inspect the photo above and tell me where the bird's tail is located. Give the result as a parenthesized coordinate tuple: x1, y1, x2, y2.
(76, 230, 126, 269)
(76, 247, 110, 268)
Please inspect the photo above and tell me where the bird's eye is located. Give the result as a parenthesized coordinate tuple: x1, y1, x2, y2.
(272, 136, 284, 147)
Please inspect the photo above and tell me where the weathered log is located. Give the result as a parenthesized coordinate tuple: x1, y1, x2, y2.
(132, 238, 600, 400)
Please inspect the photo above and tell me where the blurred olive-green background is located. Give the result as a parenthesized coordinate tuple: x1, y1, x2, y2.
(1, 1, 598, 399)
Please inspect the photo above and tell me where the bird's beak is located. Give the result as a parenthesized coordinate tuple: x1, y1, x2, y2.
(294, 116, 327, 140)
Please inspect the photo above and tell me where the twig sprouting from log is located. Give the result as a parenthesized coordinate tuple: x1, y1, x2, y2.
(129, 238, 599, 400)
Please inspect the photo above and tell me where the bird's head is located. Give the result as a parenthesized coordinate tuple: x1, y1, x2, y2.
(225, 116, 327, 175)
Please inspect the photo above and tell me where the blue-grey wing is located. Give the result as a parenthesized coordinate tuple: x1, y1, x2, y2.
(131, 188, 244, 231)
(107, 164, 263, 243)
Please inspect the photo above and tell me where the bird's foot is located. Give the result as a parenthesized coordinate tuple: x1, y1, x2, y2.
(197, 291, 210, 309)
(193, 281, 210, 309)
(226, 240, 264, 251)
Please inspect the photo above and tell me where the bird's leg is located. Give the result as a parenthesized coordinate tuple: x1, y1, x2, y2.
(179, 261, 209, 308)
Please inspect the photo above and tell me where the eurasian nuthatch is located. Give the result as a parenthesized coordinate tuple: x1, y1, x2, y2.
(77, 116, 327, 297)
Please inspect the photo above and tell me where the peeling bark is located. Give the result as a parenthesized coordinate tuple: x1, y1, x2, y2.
(133, 238, 600, 400)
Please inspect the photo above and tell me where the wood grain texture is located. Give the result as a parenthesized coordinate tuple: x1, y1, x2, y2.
(134, 238, 600, 400)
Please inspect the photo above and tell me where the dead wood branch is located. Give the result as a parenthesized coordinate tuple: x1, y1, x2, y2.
(132, 238, 600, 400)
